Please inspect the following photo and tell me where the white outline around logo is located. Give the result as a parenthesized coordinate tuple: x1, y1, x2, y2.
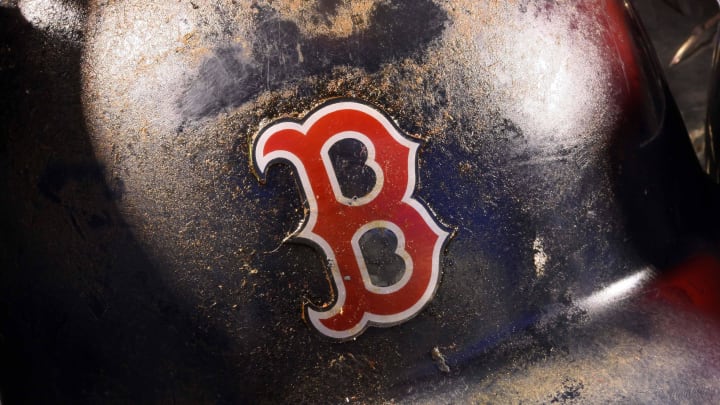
(253, 100, 449, 340)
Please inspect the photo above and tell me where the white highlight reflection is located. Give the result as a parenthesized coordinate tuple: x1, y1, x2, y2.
(444, 2, 611, 153)
(577, 269, 653, 314)
(18, 0, 82, 38)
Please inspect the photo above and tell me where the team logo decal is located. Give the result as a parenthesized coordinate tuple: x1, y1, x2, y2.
(252, 100, 449, 339)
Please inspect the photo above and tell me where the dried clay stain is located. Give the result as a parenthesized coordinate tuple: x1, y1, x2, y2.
(272, 0, 377, 38)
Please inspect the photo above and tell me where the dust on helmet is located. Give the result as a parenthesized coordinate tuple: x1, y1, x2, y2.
(2, 0, 720, 402)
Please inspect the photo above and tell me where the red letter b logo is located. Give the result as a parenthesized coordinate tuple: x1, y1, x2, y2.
(252, 100, 448, 339)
